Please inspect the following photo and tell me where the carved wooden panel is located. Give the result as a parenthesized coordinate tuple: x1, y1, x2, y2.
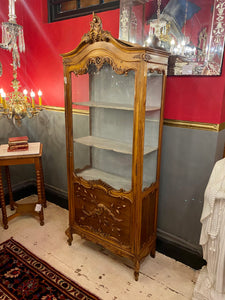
(141, 190, 156, 247)
(74, 182, 132, 247)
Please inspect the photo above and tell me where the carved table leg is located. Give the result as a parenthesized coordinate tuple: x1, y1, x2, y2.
(0, 167, 8, 229)
(40, 159, 46, 208)
(35, 164, 44, 226)
(5, 166, 15, 211)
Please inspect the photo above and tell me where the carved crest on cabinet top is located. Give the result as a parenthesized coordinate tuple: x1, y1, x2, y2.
(81, 13, 111, 44)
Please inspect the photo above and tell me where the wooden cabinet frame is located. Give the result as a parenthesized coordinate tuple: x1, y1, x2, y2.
(62, 15, 169, 280)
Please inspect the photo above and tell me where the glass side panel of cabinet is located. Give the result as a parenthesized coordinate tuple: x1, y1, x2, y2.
(142, 71, 163, 190)
(72, 63, 135, 191)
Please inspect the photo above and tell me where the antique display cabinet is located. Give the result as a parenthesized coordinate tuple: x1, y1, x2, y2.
(62, 15, 169, 280)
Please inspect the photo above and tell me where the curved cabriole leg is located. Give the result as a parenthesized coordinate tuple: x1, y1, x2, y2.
(134, 259, 140, 281)
(65, 227, 73, 245)
(0, 167, 8, 229)
(67, 236, 72, 246)
(36, 167, 44, 226)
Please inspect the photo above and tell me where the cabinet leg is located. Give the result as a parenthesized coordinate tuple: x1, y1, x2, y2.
(67, 237, 72, 246)
(134, 260, 140, 281)
(0, 168, 8, 229)
(65, 227, 73, 245)
(150, 242, 156, 258)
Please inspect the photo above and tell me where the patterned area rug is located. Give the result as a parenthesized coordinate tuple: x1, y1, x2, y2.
(0, 238, 100, 300)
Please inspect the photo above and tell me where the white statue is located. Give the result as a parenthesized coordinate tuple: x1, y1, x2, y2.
(193, 158, 225, 300)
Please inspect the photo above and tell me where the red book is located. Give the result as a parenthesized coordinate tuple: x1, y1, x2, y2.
(8, 136, 28, 142)
(7, 145, 29, 152)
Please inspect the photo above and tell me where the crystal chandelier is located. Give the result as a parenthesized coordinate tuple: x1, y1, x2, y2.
(146, 0, 196, 59)
(169, 0, 195, 58)
(0, 0, 42, 125)
(146, 0, 171, 47)
(0, 0, 25, 69)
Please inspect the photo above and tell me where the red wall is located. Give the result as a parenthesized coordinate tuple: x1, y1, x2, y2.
(0, 0, 225, 124)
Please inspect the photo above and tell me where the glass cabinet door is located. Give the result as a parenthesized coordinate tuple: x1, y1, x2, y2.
(142, 71, 163, 190)
(71, 63, 135, 191)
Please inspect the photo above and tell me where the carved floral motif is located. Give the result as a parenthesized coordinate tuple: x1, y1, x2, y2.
(73, 56, 133, 77)
(73, 56, 166, 77)
(74, 183, 130, 245)
(75, 174, 133, 202)
(143, 54, 152, 62)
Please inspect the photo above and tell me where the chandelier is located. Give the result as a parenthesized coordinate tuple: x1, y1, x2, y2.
(146, 0, 171, 47)
(169, 0, 195, 58)
(146, 0, 196, 59)
(0, 0, 25, 69)
(0, 0, 43, 125)
(0, 70, 42, 125)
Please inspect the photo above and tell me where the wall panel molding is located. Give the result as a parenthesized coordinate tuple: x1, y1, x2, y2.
(43, 106, 225, 131)
(43, 105, 89, 115)
(164, 119, 225, 132)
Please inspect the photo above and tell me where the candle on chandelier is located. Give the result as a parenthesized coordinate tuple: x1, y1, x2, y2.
(30, 90, 35, 108)
(0, 89, 3, 104)
(9, 0, 16, 21)
(1, 91, 6, 109)
(23, 89, 28, 101)
(38, 90, 42, 106)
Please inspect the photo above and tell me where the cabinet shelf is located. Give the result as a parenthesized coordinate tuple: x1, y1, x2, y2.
(73, 101, 160, 112)
(77, 167, 132, 191)
(74, 136, 157, 155)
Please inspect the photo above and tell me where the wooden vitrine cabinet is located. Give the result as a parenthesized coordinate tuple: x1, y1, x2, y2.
(62, 15, 169, 280)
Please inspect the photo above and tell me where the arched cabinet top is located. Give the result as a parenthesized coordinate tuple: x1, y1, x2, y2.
(61, 14, 169, 75)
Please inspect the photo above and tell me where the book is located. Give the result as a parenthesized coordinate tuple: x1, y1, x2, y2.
(8, 136, 28, 142)
(8, 144, 29, 149)
(7, 136, 29, 152)
(8, 141, 28, 146)
(7, 146, 29, 152)
(8, 136, 29, 152)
